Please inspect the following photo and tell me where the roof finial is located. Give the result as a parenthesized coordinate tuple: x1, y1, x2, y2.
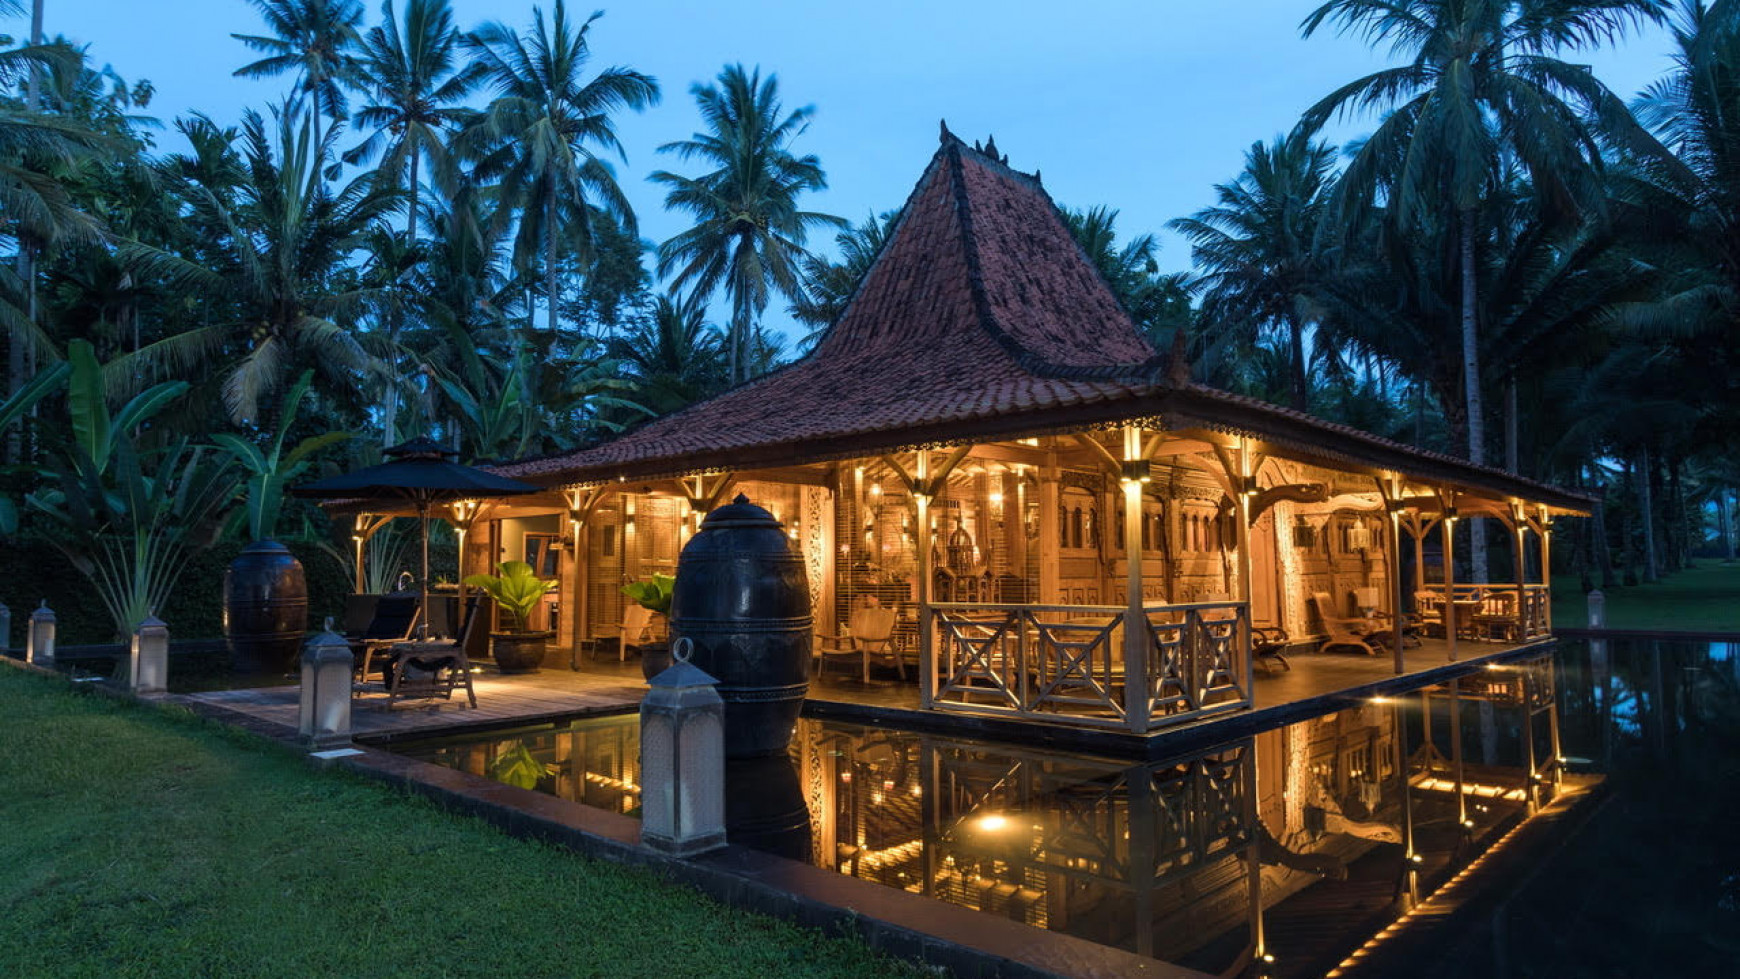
(984, 134, 1000, 162)
(939, 119, 953, 143)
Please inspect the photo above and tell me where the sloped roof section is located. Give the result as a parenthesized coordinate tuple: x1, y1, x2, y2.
(499, 131, 1160, 483)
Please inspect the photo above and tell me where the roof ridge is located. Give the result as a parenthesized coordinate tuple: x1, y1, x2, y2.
(945, 135, 1166, 383)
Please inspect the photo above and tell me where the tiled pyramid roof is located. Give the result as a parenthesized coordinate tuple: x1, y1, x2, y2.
(499, 130, 1163, 483)
(494, 130, 1590, 512)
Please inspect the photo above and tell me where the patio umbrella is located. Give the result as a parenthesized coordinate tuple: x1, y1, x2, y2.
(291, 437, 543, 628)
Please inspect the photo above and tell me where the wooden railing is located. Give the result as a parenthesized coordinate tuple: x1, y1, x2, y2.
(922, 600, 1252, 733)
(1413, 583, 1552, 642)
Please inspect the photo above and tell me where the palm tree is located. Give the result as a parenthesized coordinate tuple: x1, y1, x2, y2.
(791, 209, 897, 348)
(1298, 0, 1666, 466)
(116, 106, 398, 427)
(345, 0, 477, 242)
(462, 1, 658, 337)
(609, 289, 727, 415)
(653, 63, 841, 384)
(1627, 0, 1740, 454)
(1169, 132, 1338, 412)
(232, 0, 365, 153)
(0, 31, 107, 461)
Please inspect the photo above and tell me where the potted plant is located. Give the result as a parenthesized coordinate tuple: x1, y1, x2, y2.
(620, 573, 675, 680)
(464, 560, 558, 673)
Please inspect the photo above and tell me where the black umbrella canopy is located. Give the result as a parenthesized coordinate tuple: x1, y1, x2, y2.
(291, 437, 543, 503)
(292, 437, 545, 623)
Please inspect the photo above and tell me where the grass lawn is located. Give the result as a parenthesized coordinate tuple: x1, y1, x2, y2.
(1552, 561, 1740, 633)
(0, 667, 915, 979)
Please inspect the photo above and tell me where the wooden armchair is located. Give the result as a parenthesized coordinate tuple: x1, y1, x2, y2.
(385, 597, 479, 710)
(1252, 626, 1291, 672)
(816, 603, 902, 683)
(1310, 591, 1381, 657)
(619, 603, 656, 663)
(1473, 592, 1522, 641)
(1412, 591, 1445, 637)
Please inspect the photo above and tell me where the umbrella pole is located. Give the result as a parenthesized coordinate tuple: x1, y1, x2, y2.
(419, 501, 431, 638)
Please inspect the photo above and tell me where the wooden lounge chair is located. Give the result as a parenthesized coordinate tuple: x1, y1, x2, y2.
(385, 597, 480, 710)
(1252, 626, 1291, 672)
(1310, 591, 1381, 657)
(815, 603, 902, 683)
(620, 603, 656, 663)
(348, 594, 421, 683)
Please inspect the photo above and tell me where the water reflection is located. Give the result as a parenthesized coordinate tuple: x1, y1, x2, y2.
(394, 648, 1613, 976)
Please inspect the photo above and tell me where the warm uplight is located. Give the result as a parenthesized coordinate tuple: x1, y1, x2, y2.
(977, 814, 1009, 832)
(989, 491, 1004, 505)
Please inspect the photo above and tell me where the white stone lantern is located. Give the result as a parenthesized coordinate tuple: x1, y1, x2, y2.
(130, 613, 169, 696)
(27, 600, 55, 667)
(639, 637, 726, 857)
(299, 619, 354, 749)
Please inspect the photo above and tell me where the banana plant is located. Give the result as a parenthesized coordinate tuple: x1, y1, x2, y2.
(24, 340, 238, 636)
(31, 439, 237, 637)
(0, 359, 72, 534)
(211, 369, 352, 541)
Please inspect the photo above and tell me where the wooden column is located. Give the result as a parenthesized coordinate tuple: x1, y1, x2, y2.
(1388, 504, 1405, 675)
(1232, 441, 1256, 705)
(1121, 426, 1149, 733)
(1442, 509, 1458, 663)
(916, 450, 935, 710)
(1511, 506, 1528, 644)
(1539, 506, 1553, 634)
(1037, 465, 1061, 605)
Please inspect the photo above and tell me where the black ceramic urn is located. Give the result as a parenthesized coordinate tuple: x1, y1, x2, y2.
(223, 539, 309, 671)
(671, 494, 812, 758)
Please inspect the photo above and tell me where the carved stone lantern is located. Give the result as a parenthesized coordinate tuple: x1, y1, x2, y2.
(639, 637, 726, 856)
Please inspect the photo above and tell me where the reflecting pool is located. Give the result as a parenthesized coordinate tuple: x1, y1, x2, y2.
(390, 640, 1736, 977)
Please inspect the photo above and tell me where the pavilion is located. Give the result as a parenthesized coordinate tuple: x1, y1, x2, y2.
(352, 126, 1588, 735)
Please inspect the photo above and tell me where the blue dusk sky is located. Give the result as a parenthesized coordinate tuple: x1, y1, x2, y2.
(28, 1, 1678, 281)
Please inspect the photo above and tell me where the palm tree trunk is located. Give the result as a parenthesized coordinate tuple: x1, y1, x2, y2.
(545, 198, 559, 336)
(1288, 315, 1308, 412)
(1638, 445, 1658, 583)
(1591, 464, 1615, 590)
(25, 0, 43, 108)
(1504, 375, 1519, 475)
(1724, 490, 1736, 562)
(406, 152, 420, 242)
(1460, 208, 1489, 583)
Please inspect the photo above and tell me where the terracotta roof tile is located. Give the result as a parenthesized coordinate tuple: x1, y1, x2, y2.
(493, 132, 1589, 513)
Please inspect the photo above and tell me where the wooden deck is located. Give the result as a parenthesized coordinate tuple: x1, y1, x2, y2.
(809, 636, 1553, 715)
(178, 666, 646, 743)
(177, 635, 1554, 747)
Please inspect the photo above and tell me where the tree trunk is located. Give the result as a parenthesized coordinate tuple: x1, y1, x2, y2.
(1722, 490, 1736, 562)
(1288, 315, 1308, 412)
(545, 198, 559, 336)
(1637, 445, 1658, 583)
(1460, 209, 1490, 583)
(1504, 375, 1519, 475)
(406, 152, 420, 243)
(1591, 465, 1615, 590)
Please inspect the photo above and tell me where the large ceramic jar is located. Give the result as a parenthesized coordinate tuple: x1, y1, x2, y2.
(223, 540, 308, 671)
(671, 495, 812, 758)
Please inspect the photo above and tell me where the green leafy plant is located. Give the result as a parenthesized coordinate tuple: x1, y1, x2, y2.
(212, 369, 352, 541)
(24, 340, 238, 637)
(486, 742, 550, 791)
(620, 572, 674, 617)
(463, 560, 557, 632)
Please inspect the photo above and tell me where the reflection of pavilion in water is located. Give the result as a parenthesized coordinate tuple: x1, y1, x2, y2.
(402, 654, 1564, 976)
